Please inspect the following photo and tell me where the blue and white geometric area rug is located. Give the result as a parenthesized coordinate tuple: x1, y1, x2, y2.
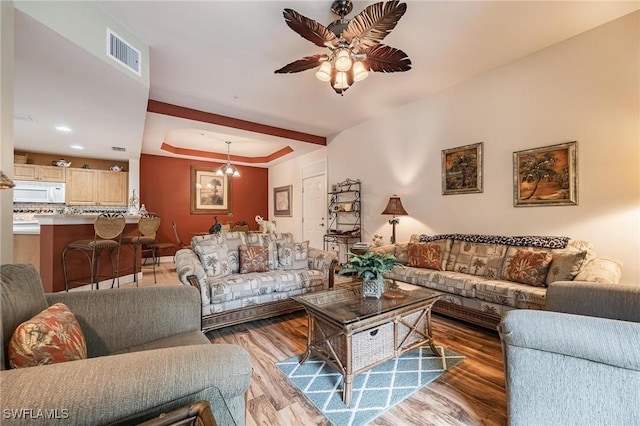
(276, 346, 464, 426)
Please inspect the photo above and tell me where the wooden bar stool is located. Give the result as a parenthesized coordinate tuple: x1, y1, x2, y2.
(121, 213, 160, 285)
(146, 240, 176, 283)
(138, 216, 176, 283)
(62, 213, 126, 291)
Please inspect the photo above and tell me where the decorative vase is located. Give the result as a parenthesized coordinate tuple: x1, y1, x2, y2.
(362, 276, 384, 299)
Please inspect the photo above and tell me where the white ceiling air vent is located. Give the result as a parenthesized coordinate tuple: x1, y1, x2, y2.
(107, 28, 141, 76)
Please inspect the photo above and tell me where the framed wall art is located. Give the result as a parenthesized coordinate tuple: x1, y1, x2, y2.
(442, 142, 484, 195)
(274, 185, 292, 217)
(190, 166, 232, 214)
(513, 141, 577, 207)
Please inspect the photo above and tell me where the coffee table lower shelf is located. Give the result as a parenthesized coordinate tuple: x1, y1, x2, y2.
(299, 297, 441, 405)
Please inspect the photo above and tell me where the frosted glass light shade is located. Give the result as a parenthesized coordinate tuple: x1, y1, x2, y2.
(353, 61, 369, 82)
(333, 71, 349, 89)
(316, 62, 332, 82)
(335, 48, 352, 72)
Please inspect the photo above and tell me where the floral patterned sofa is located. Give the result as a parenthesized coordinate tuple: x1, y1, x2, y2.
(373, 234, 623, 329)
(175, 232, 338, 331)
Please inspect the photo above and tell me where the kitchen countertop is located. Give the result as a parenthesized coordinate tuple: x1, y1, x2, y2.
(13, 214, 140, 234)
(36, 214, 140, 225)
(13, 222, 41, 235)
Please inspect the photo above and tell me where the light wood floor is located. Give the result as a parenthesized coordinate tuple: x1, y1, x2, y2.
(141, 262, 508, 426)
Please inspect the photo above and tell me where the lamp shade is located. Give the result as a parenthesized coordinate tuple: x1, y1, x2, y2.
(381, 195, 408, 216)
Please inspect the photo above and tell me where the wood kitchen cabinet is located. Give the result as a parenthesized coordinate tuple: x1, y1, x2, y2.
(97, 170, 128, 205)
(66, 168, 128, 206)
(14, 164, 66, 182)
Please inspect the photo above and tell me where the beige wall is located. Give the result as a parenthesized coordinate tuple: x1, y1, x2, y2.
(14, 1, 149, 87)
(0, 1, 14, 264)
(273, 11, 640, 282)
(269, 150, 328, 236)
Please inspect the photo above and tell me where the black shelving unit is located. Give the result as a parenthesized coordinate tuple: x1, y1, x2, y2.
(324, 178, 361, 264)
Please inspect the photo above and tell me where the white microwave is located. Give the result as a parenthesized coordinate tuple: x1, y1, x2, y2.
(13, 181, 66, 204)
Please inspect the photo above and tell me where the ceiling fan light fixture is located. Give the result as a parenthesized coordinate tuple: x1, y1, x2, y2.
(334, 48, 352, 72)
(316, 61, 332, 81)
(275, 0, 411, 95)
(352, 61, 369, 81)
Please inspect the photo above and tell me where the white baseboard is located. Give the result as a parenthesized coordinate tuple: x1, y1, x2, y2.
(67, 272, 142, 291)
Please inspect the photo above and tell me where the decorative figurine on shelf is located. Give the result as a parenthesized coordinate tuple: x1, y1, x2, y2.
(373, 234, 384, 247)
(255, 215, 276, 234)
(209, 216, 222, 234)
(128, 190, 139, 215)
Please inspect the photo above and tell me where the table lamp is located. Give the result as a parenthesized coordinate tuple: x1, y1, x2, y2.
(381, 195, 408, 244)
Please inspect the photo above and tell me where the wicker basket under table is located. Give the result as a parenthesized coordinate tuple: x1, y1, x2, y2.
(294, 283, 442, 405)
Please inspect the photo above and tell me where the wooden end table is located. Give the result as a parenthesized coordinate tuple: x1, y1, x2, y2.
(293, 281, 442, 405)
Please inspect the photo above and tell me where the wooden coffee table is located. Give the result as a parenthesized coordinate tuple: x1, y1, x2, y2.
(293, 281, 442, 405)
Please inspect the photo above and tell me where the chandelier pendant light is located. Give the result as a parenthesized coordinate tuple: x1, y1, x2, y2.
(216, 141, 240, 177)
(275, 0, 412, 95)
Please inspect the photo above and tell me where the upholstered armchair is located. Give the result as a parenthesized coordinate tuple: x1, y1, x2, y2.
(499, 281, 640, 425)
(1, 264, 252, 425)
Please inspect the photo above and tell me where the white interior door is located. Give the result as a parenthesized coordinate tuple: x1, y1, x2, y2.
(302, 174, 326, 249)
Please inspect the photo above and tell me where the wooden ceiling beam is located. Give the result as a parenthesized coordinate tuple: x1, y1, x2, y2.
(148, 100, 326, 146)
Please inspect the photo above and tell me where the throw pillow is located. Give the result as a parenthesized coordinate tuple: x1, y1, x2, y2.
(277, 241, 309, 270)
(545, 250, 588, 285)
(219, 232, 248, 273)
(574, 256, 623, 284)
(238, 244, 269, 273)
(502, 249, 553, 287)
(9, 303, 87, 369)
(407, 243, 441, 270)
(499, 246, 549, 280)
(394, 243, 409, 264)
(246, 233, 291, 270)
(447, 241, 507, 277)
(194, 244, 231, 278)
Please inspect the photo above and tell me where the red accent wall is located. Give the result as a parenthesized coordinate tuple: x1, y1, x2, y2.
(140, 154, 268, 253)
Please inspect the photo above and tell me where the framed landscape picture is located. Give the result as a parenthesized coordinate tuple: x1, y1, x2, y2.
(190, 166, 232, 214)
(274, 185, 292, 217)
(442, 142, 483, 195)
(513, 141, 578, 207)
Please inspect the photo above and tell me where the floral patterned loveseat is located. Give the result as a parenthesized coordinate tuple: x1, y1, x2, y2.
(373, 234, 623, 329)
(175, 232, 338, 332)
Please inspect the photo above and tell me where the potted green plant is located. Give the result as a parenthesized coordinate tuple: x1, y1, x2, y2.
(339, 251, 399, 298)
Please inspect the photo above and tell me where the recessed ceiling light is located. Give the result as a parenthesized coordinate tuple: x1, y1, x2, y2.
(55, 125, 72, 132)
(70, 145, 84, 150)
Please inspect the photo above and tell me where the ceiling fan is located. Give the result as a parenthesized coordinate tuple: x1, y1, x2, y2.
(275, 0, 412, 95)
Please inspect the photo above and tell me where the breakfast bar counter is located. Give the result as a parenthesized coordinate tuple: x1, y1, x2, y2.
(38, 214, 141, 292)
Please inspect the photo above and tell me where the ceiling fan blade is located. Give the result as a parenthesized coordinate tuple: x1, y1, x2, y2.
(365, 44, 411, 73)
(343, 1, 407, 51)
(282, 8, 338, 48)
(275, 54, 328, 74)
